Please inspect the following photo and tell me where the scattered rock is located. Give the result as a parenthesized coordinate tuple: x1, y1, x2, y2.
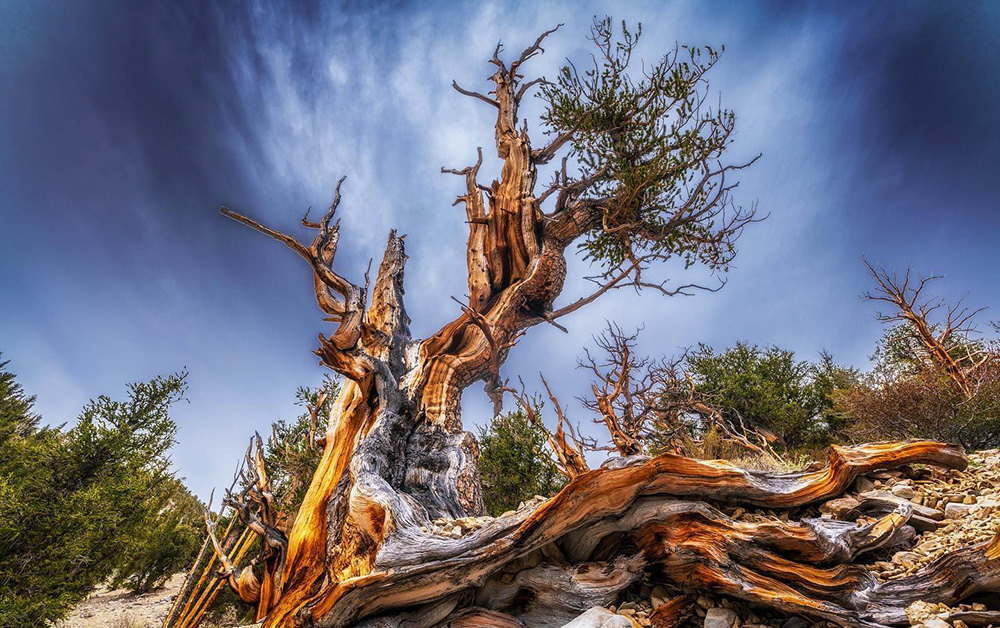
(561, 607, 633, 628)
(906, 514, 940, 533)
(781, 617, 810, 628)
(945, 502, 974, 519)
(890, 484, 915, 499)
(852, 476, 876, 493)
(425, 514, 496, 537)
(650, 585, 670, 609)
(704, 607, 740, 628)
(906, 600, 950, 624)
(819, 495, 860, 518)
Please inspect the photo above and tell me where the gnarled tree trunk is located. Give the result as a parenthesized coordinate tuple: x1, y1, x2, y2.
(200, 24, 1000, 628)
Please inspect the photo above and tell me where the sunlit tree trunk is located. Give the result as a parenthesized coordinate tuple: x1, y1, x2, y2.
(192, 22, 1000, 628)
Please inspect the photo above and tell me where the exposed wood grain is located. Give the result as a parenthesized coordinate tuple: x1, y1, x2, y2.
(191, 22, 1000, 628)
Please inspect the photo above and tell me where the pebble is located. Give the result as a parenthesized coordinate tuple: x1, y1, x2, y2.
(819, 495, 860, 518)
(650, 585, 670, 608)
(944, 502, 973, 519)
(705, 607, 740, 628)
(561, 607, 633, 628)
(781, 617, 811, 628)
(853, 476, 875, 493)
(891, 484, 915, 499)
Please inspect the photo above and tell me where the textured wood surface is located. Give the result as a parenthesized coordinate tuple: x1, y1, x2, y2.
(200, 23, 1000, 628)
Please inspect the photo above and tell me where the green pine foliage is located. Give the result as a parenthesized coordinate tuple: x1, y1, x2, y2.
(540, 17, 753, 275)
(477, 408, 566, 517)
(0, 360, 196, 627)
(262, 375, 340, 516)
(681, 343, 856, 449)
(110, 477, 204, 594)
(0, 357, 38, 441)
(808, 351, 862, 442)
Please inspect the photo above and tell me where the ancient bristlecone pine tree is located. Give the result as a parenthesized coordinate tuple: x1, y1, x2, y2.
(205, 20, 1000, 628)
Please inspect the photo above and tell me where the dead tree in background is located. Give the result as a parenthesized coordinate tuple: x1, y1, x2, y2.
(504, 376, 593, 480)
(504, 322, 783, 480)
(185, 19, 1000, 628)
(575, 323, 782, 459)
(863, 258, 993, 398)
(580, 324, 656, 457)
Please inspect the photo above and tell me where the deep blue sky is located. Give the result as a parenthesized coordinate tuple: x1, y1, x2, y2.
(2, 1, 998, 498)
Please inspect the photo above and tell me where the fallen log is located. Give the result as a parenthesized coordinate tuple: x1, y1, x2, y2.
(299, 441, 1000, 628)
(948, 610, 1000, 626)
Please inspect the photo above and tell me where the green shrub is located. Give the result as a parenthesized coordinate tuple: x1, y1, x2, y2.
(0, 358, 190, 627)
(110, 477, 204, 593)
(833, 324, 1000, 450)
(682, 343, 856, 448)
(835, 363, 1000, 450)
(477, 408, 565, 516)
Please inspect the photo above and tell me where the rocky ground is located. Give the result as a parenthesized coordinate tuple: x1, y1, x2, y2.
(57, 451, 999, 628)
(52, 572, 247, 628)
(53, 572, 187, 628)
(579, 449, 1000, 628)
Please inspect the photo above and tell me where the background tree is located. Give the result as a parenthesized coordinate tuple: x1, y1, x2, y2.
(683, 342, 836, 448)
(262, 375, 340, 524)
(111, 477, 204, 594)
(862, 259, 993, 397)
(504, 376, 593, 480)
(807, 350, 861, 442)
(0, 362, 193, 628)
(477, 406, 566, 516)
(835, 262, 1000, 449)
(567, 327, 852, 459)
(835, 360, 965, 444)
(579, 323, 661, 456)
(0, 355, 38, 441)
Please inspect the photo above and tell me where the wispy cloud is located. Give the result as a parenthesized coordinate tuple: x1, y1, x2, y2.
(1, 0, 997, 498)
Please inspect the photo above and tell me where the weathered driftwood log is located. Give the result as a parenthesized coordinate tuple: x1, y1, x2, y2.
(200, 20, 1000, 628)
(194, 436, 1000, 627)
(948, 610, 1000, 627)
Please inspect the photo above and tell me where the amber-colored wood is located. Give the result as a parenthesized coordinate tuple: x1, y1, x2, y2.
(192, 23, 1000, 628)
(649, 595, 695, 628)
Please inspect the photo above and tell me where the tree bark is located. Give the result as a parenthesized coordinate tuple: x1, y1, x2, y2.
(203, 28, 1000, 628)
(269, 440, 998, 628)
